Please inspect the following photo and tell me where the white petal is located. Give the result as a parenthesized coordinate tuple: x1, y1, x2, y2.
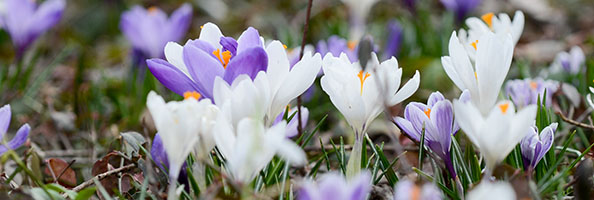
(475, 32, 513, 115)
(198, 22, 223, 49)
(164, 42, 192, 79)
(389, 70, 420, 106)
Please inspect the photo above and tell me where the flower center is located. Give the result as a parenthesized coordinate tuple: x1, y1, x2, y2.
(183, 91, 201, 100)
(348, 41, 357, 51)
(481, 13, 494, 29)
(357, 70, 371, 95)
(213, 49, 232, 69)
(530, 81, 538, 90)
(471, 40, 478, 50)
(148, 6, 159, 15)
(498, 103, 510, 114)
(424, 108, 431, 118)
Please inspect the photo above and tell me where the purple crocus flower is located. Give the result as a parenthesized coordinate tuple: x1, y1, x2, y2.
(273, 107, 309, 138)
(505, 78, 558, 108)
(394, 179, 443, 200)
(554, 46, 585, 75)
(382, 20, 403, 60)
(298, 171, 371, 200)
(394, 91, 470, 177)
(0, 0, 65, 57)
(520, 123, 556, 170)
(150, 133, 189, 191)
(0, 105, 30, 155)
(440, 0, 481, 21)
(147, 23, 268, 99)
(316, 36, 358, 63)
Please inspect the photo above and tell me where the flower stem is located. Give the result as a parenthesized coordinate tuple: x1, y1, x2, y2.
(346, 137, 363, 179)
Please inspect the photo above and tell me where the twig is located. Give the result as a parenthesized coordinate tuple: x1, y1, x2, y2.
(556, 111, 594, 130)
(67, 163, 135, 194)
(296, 0, 314, 137)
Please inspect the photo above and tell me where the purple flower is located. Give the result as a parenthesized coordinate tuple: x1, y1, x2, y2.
(147, 23, 268, 99)
(150, 133, 189, 191)
(440, 0, 481, 21)
(0, 0, 65, 56)
(0, 105, 30, 155)
(273, 106, 309, 137)
(298, 171, 371, 200)
(383, 20, 403, 60)
(394, 91, 470, 177)
(394, 179, 443, 200)
(520, 123, 556, 170)
(316, 36, 358, 63)
(555, 46, 585, 75)
(505, 78, 558, 108)
(120, 4, 192, 59)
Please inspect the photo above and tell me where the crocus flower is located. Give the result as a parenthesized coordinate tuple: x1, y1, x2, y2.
(554, 46, 585, 75)
(394, 179, 443, 200)
(317, 36, 358, 63)
(520, 123, 556, 170)
(440, 0, 481, 22)
(321, 52, 420, 177)
(505, 78, 558, 108)
(341, 0, 378, 40)
(466, 181, 516, 200)
(383, 20, 403, 60)
(0, 105, 31, 155)
(454, 100, 536, 177)
(146, 91, 219, 198)
(120, 4, 192, 59)
(442, 31, 514, 115)
(0, 0, 65, 56)
(213, 116, 306, 183)
(273, 106, 309, 138)
(298, 171, 371, 200)
(147, 22, 268, 99)
(587, 87, 594, 109)
(457, 11, 524, 61)
(394, 91, 469, 177)
(150, 133, 189, 192)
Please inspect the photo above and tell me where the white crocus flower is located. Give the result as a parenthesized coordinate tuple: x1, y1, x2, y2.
(586, 87, 594, 109)
(146, 91, 219, 199)
(466, 181, 517, 200)
(321, 52, 420, 178)
(213, 73, 271, 127)
(213, 115, 306, 183)
(442, 31, 514, 115)
(454, 100, 536, 177)
(458, 11, 524, 60)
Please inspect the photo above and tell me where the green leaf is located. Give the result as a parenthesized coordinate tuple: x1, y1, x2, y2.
(74, 187, 97, 200)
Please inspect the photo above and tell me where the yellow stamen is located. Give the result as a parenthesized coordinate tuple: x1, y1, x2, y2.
(347, 41, 357, 51)
(283, 44, 288, 49)
(481, 13, 494, 29)
(148, 6, 159, 15)
(499, 103, 510, 114)
(474, 72, 478, 80)
(471, 40, 478, 50)
(424, 108, 431, 118)
(183, 91, 201, 100)
(213, 49, 232, 69)
(357, 70, 371, 95)
(200, 25, 204, 29)
(530, 81, 538, 89)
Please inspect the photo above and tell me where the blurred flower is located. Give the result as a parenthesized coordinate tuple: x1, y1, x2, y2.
(440, 0, 481, 21)
(554, 46, 585, 75)
(288, 45, 315, 68)
(321, 53, 419, 177)
(317, 36, 358, 63)
(454, 100, 536, 176)
(458, 11, 524, 60)
(341, 0, 378, 40)
(147, 22, 268, 99)
(505, 78, 558, 108)
(273, 106, 309, 138)
(120, 4, 192, 59)
(0, 104, 30, 155)
(394, 179, 443, 200)
(146, 91, 219, 187)
(394, 91, 470, 177)
(587, 87, 594, 109)
(383, 20, 403, 60)
(0, 0, 65, 56)
(298, 171, 371, 200)
(466, 181, 516, 200)
(213, 116, 306, 183)
(442, 31, 514, 115)
(520, 123, 556, 170)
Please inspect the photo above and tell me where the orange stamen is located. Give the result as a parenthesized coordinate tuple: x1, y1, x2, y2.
(183, 91, 201, 100)
(471, 40, 478, 50)
(481, 13, 494, 29)
(347, 41, 357, 51)
(148, 6, 159, 15)
(410, 185, 421, 200)
(213, 49, 232, 69)
(357, 70, 371, 95)
(530, 81, 538, 89)
(283, 44, 288, 49)
(424, 108, 431, 118)
(474, 72, 478, 80)
(200, 25, 204, 29)
(498, 103, 510, 114)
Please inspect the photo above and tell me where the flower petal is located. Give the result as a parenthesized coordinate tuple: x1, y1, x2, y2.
(223, 47, 268, 83)
(147, 58, 202, 97)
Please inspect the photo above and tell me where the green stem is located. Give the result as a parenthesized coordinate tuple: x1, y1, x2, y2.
(346, 135, 363, 179)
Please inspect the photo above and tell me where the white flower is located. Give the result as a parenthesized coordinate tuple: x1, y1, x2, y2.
(458, 11, 524, 60)
(146, 91, 219, 180)
(213, 115, 306, 183)
(321, 53, 420, 135)
(454, 100, 536, 175)
(213, 73, 271, 127)
(586, 87, 594, 109)
(467, 181, 516, 200)
(442, 31, 514, 115)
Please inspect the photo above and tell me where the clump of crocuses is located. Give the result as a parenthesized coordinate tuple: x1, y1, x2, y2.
(520, 123, 557, 170)
(0, 105, 31, 155)
(505, 78, 558, 108)
(298, 171, 371, 200)
(0, 0, 65, 57)
(394, 91, 469, 177)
